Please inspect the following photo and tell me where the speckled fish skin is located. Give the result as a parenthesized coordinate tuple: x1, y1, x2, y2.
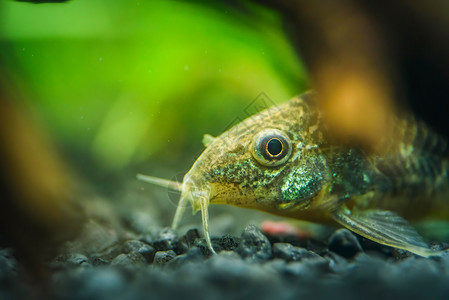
(186, 93, 329, 217)
(181, 91, 449, 256)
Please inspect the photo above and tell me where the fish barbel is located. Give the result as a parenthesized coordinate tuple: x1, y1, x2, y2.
(139, 92, 449, 256)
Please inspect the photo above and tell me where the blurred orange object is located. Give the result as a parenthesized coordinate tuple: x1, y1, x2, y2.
(261, 221, 312, 239)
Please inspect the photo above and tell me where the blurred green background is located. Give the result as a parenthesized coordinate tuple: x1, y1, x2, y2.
(2, 0, 448, 250)
(0, 0, 307, 218)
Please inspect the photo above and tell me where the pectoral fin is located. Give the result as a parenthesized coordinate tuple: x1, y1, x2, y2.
(331, 208, 443, 257)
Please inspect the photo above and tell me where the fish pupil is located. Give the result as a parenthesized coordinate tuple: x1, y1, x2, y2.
(267, 138, 283, 157)
(252, 129, 292, 167)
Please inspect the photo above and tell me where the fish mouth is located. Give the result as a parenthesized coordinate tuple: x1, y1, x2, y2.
(171, 172, 211, 229)
(171, 169, 216, 253)
(136, 161, 216, 253)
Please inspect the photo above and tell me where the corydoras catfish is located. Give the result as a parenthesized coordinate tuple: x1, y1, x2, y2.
(139, 92, 449, 256)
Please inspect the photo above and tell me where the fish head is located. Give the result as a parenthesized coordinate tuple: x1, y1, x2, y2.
(183, 93, 330, 217)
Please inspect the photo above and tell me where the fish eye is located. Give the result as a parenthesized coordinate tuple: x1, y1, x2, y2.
(251, 129, 292, 167)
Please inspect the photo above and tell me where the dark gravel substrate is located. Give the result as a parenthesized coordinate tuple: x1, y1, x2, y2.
(1, 225, 449, 300)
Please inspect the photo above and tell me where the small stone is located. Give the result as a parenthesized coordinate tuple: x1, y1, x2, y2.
(306, 239, 328, 256)
(284, 257, 330, 277)
(184, 229, 200, 247)
(328, 229, 363, 258)
(237, 225, 272, 261)
(154, 250, 176, 265)
(273, 243, 321, 262)
(152, 240, 171, 252)
(194, 238, 215, 257)
(263, 258, 287, 273)
(206, 251, 274, 283)
(139, 247, 156, 263)
(111, 253, 146, 266)
(85, 243, 123, 266)
(111, 254, 129, 266)
(184, 247, 204, 260)
(122, 240, 146, 253)
(173, 242, 188, 255)
(212, 235, 240, 252)
(66, 254, 90, 267)
(327, 251, 352, 274)
(152, 228, 177, 250)
(122, 240, 156, 263)
(152, 228, 186, 254)
(91, 257, 109, 266)
(166, 248, 204, 269)
(206, 251, 249, 276)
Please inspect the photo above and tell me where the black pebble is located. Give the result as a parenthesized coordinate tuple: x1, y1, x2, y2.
(328, 229, 363, 258)
(154, 250, 177, 265)
(212, 235, 240, 252)
(182, 228, 200, 247)
(166, 248, 205, 269)
(237, 225, 272, 261)
(66, 254, 90, 267)
(194, 238, 215, 257)
(111, 253, 146, 266)
(91, 257, 109, 266)
(153, 228, 187, 254)
(122, 240, 156, 263)
(152, 228, 177, 251)
(284, 257, 330, 277)
(272, 243, 321, 262)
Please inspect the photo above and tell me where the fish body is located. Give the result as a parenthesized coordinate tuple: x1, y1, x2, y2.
(140, 92, 449, 256)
